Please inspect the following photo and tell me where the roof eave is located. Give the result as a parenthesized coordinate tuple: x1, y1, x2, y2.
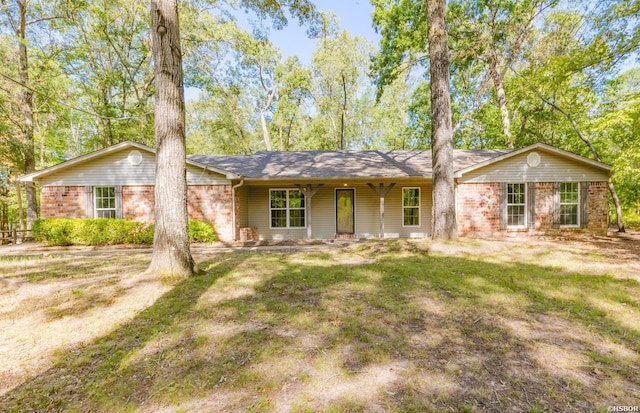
(18, 141, 239, 183)
(454, 143, 612, 178)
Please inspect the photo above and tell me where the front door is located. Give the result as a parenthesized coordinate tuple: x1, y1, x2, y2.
(336, 189, 355, 234)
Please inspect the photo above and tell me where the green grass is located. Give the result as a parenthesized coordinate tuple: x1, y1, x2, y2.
(0, 238, 639, 412)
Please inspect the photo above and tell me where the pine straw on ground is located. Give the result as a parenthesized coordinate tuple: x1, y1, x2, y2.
(0, 233, 639, 412)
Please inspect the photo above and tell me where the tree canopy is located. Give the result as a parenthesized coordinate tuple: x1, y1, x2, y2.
(0, 0, 638, 231)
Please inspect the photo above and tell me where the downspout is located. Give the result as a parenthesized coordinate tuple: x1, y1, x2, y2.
(231, 178, 245, 241)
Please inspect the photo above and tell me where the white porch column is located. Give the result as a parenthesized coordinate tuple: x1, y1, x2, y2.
(367, 183, 396, 238)
(296, 184, 324, 239)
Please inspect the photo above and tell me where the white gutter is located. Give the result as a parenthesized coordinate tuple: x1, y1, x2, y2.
(231, 178, 245, 241)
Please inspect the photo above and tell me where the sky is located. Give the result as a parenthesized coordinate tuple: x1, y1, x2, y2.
(264, 0, 381, 63)
(186, 0, 381, 100)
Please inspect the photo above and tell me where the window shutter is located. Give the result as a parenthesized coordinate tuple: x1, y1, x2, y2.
(527, 183, 536, 229)
(499, 182, 507, 230)
(580, 181, 589, 228)
(85, 186, 93, 218)
(115, 185, 123, 219)
(553, 182, 561, 228)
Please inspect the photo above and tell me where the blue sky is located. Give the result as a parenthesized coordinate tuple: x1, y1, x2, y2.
(266, 0, 381, 63)
(186, 0, 380, 100)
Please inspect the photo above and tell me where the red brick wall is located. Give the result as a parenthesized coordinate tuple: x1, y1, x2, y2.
(457, 181, 609, 236)
(40, 184, 235, 242)
(41, 186, 86, 218)
(588, 182, 608, 231)
(187, 185, 233, 242)
(456, 182, 501, 235)
(534, 182, 554, 230)
(122, 186, 155, 223)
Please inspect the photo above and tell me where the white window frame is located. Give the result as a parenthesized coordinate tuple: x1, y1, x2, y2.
(506, 183, 527, 228)
(94, 186, 116, 219)
(402, 187, 421, 227)
(559, 182, 580, 228)
(269, 189, 306, 229)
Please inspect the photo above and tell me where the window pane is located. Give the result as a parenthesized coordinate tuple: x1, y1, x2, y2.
(289, 209, 305, 227)
(404, 207, 419, 226)
(96, 209, 116, 219)
(403, 188, 420, 207)
(95, 187, 116, 218)
(560, 204, 578, 225)
(270, 190, 287, 209)
(507, 205, 525, 226)
(560, 183, 579, 203)
(559, 183, 579, 226)
(271, 209, 287, 227)
(289, 190, 305, 209)
(507, 184, 526, 227)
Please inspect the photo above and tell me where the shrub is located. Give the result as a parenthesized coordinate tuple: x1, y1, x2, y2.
(188, 219, 217, 243)
(624, 211, 640, 231)
(32, 218, 217, 246)
(33, 219, 74, 246)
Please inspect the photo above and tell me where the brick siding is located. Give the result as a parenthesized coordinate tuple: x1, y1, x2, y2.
(122, 186, 155, 223)
(39, 184, 235, 242)
(457, 181, 609, 236)
(187, 185, 234, 242)
(456, 182, 501, 235)
(41, 186, 86, 218)
(587, 182, 609, 231)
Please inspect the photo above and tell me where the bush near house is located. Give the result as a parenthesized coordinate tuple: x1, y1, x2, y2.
(33, 218, 217, 246)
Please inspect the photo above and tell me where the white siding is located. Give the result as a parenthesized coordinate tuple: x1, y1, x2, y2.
(458, 149, 610, 183)
(246, 181, 432, 240)
(39, 148, 230, 186)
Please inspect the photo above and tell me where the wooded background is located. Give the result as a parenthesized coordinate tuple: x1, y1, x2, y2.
(1, 0, 638, 231)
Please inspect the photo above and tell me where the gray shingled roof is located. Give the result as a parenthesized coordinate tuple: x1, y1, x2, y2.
(188, 149, 511, 179)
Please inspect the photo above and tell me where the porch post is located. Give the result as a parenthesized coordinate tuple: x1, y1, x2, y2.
(367, 183, 395, 238)
(296, 184, 324, 239)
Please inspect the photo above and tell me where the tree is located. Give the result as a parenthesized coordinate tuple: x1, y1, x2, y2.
(508, 9, 630, 231)
(148, 0, 194, 276)
(1, 0, 38, 237)
(448, 0, 558, 148)
(427, 0, 458, 240)
(58, 0, 155, 149)
(311, 14, 375, 150)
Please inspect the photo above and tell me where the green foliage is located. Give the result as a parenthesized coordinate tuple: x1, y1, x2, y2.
(33, 218, 153, 246)
(188, 219, 217, 243)
(33, 218, 217, 246)
(370, 0, 428, 100)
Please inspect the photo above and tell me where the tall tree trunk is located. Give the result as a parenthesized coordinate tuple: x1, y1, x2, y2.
(14, 0, 36, 237)
(340, 73, 347, 150)
(148, 0, 195, 276)
(259, 66, 276, 151)
(489, 54, 513, 148)
(427, 0, 458, 240)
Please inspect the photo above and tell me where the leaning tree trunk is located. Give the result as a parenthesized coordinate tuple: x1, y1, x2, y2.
(148, 0, 195, 276)
(527, 85, 626, 232)
(427, 0, 458, 240)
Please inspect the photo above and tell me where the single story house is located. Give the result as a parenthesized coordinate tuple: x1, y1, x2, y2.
(19, 141, 611, 242)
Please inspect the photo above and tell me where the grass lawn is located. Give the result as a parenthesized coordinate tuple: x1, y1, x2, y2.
(0, 235, 639, 412)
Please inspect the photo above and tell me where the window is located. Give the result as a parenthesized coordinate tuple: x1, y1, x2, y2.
(507, 183, 526, 227)
(95, 187, 116, 218)
(270, 189, 305, 228)
(559, 182, 579, 226)
(402, 187, 420, 227)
